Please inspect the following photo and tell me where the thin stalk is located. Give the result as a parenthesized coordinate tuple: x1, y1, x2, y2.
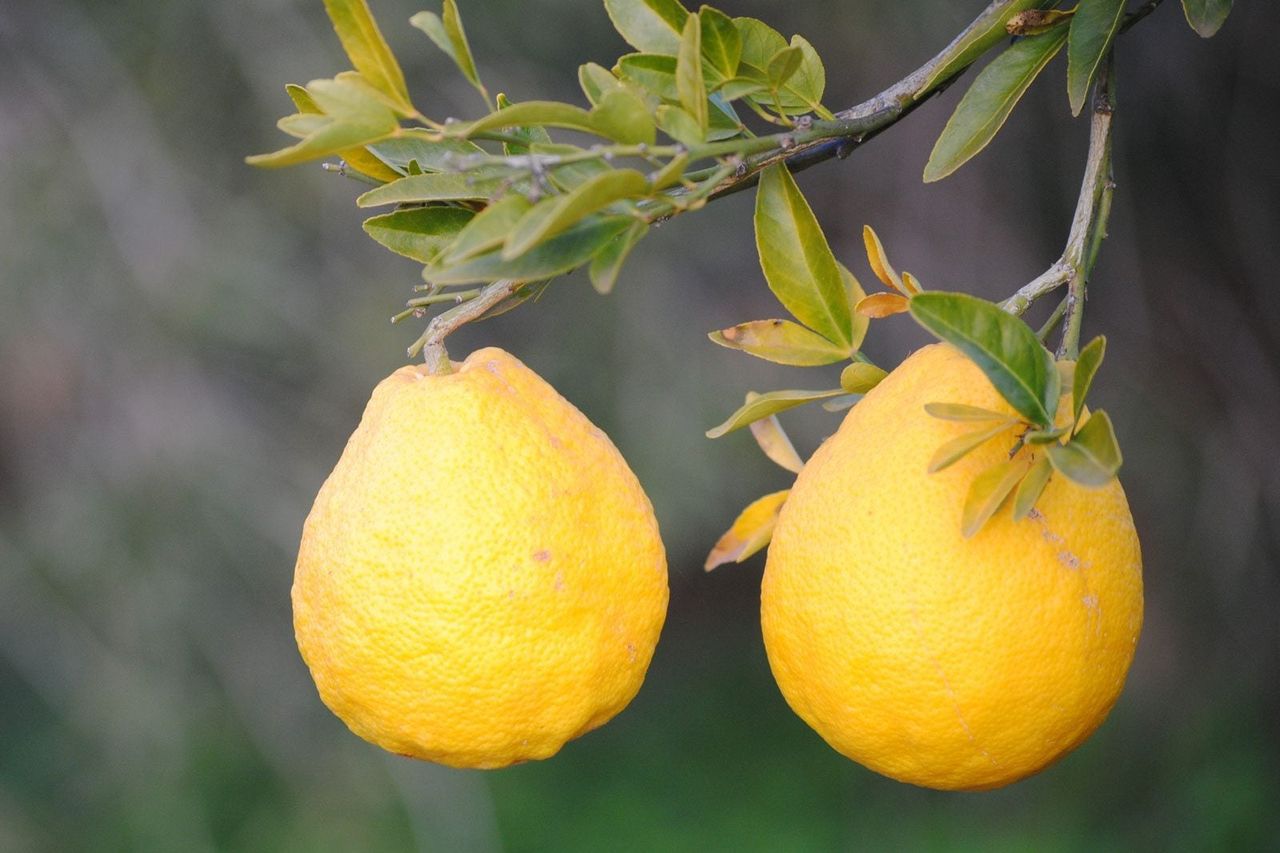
(1036, 297, 1068, 341)
(1058, 55, 1116, 360)
(411, 279, 521, 372)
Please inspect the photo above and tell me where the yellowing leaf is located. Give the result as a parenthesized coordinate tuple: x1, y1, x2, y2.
(1012, 456, 1054, 521)
(321, 0, 412, 113)
(748, 408, 805, 474)
(706, 387, 845, 438)
(862, 225, 903, 292)
(924, 402, 1015, 423)
(709, 319, 850, 366)
(839, 362, 888, 394)
(855, 293, 910, 318)
(704, 490, 789, 571)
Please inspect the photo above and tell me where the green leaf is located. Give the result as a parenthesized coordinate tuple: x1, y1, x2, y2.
(1181, 0, 1232, 37)
(840, 362, 888, 394)
(246, 77, 399, 168)
(410, 1, 487, 101)
(838, 263, 870, 353)
(766, 46, 804, 90)
(356, 171, 491, 206)
(718, 76, 768, 101)
(425, 216, 633, 285)
(440, 195, 532, 264)
(706, 93, 745, 140)
(1025, 425, 1069, 444)
(676, 15, 709, 136)
(616, 54, 679, 101)
(454, 101, 598, 138)
(778, 35, 825, 114)
(579, 62, 621, 106)
(734, 17, 787, 76)
(706, 388, 846, 438)
(923, 25, 1068, 182)
(361, 206, 474, 263)
(503, 170, 648, 260)
(709, 320, 850, 366)
(590, 88, 657, 145)
(924, 402, 1015, 423)
(1011, 456, 1053, 521)
(704, 490, 789, 571)
(1046, 410, 1122, 486)
(655, 105, 704, 146)
(909, 292, 1060, 426)
(367, 132, 483, 173)
(1072, 335, 1106, 422)
(928, 421, 1015, 473)
(916, 0, 1050, 94)
(279, 83, 400, 181)
(604, 0, 690, 55)
(961, 459, 1030, 537)
(1067, 0, 1124, 116)
(754, 163, 853, 348)
(748, 411, 804, 473)
(321, 0, 412, 112)
(589, 220, 649, 294)
(494, 94, 554, 154)
(699, 7, 741, 82)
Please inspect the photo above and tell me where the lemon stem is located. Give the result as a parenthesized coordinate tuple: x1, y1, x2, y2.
(411, 279, 521, 373)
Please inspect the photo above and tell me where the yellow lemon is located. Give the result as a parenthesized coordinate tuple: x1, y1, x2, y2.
(762, 343, 1142, 790)
(293, 347, 668, 768)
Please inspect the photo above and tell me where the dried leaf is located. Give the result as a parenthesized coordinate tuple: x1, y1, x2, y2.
(855, 293, 910, 319)
(704, 490, 789, 570)
(709, 319, 850, 366)
(748, 408, 805, 473)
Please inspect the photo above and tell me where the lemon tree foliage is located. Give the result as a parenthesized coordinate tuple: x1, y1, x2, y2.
(250, 0, 1222, 548)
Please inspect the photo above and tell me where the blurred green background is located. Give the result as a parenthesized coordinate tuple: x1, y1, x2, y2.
(2, 0, 1278, 849)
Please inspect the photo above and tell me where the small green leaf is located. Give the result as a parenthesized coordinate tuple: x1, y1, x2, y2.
(362, 206, 474, 263)
(1046, 410, 1122, 486)
(367, 132, 484, 173)
(1011, 456, 1054, 521)
(706, 93, 745, 140)
(748, 412, 804, 474)
(754, 163, 853, 348)
(706, 388, 846, 438)
(734, 17, 787, 74)
(910, 292, 1060, 427)
(655, 104, 705, 146)
(604, 0, 690, 55)
(441, 195, 532, 264)
(923, 25, 1068, 182)
(589, 87, 657, 145)
(840, 362, 888, 394)
(709, 320, 850, 366)
(648, 151, 689, 190)
(425, 216, 633, 285)
(1067, 0, 1125, 116)
(579, 62, 621, 106)
(676, 15, 709, 136)
(410, 1, 486, 101)
(1181, 0, 1232, 37)
(925, 402, 1016, 423)
(454, 101, 598, 138)
(962, 459, 1030, 537)
(616, 54, 679, 101)
(1072, 335, 1106, 422)
(838, 263, 870, 352)
(356, 171, 491, 206)
(321, 0, 412, 112)
(503, 169, 649, 260)
(704, 490, 789, 571)
(766, 46, 804, 90)
(779, 36, 825, 115)
(916, 0, 1049, 94)
(928, 421, 1015, 473)
(589, 220, 649, 294)
(699, 7, 741, 82)
(718, 76, 768, 101)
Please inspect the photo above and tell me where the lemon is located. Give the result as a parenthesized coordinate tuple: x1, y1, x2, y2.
(293, 347, 668, 769)
(762, 343, 1143, 790)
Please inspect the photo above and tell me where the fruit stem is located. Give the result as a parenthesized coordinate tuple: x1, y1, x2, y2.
(411, 279, 521, 373)
(1058, 54, 1117, 360)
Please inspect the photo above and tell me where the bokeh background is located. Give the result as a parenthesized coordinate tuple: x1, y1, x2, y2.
(3, 0, 1278, 849)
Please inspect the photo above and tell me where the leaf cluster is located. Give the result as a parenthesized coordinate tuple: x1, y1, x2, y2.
(249, 0, 840, 331)
(923, 0, 1233, 181)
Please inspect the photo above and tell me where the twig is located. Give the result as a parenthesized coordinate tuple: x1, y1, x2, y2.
(411, 279, 521, 372)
